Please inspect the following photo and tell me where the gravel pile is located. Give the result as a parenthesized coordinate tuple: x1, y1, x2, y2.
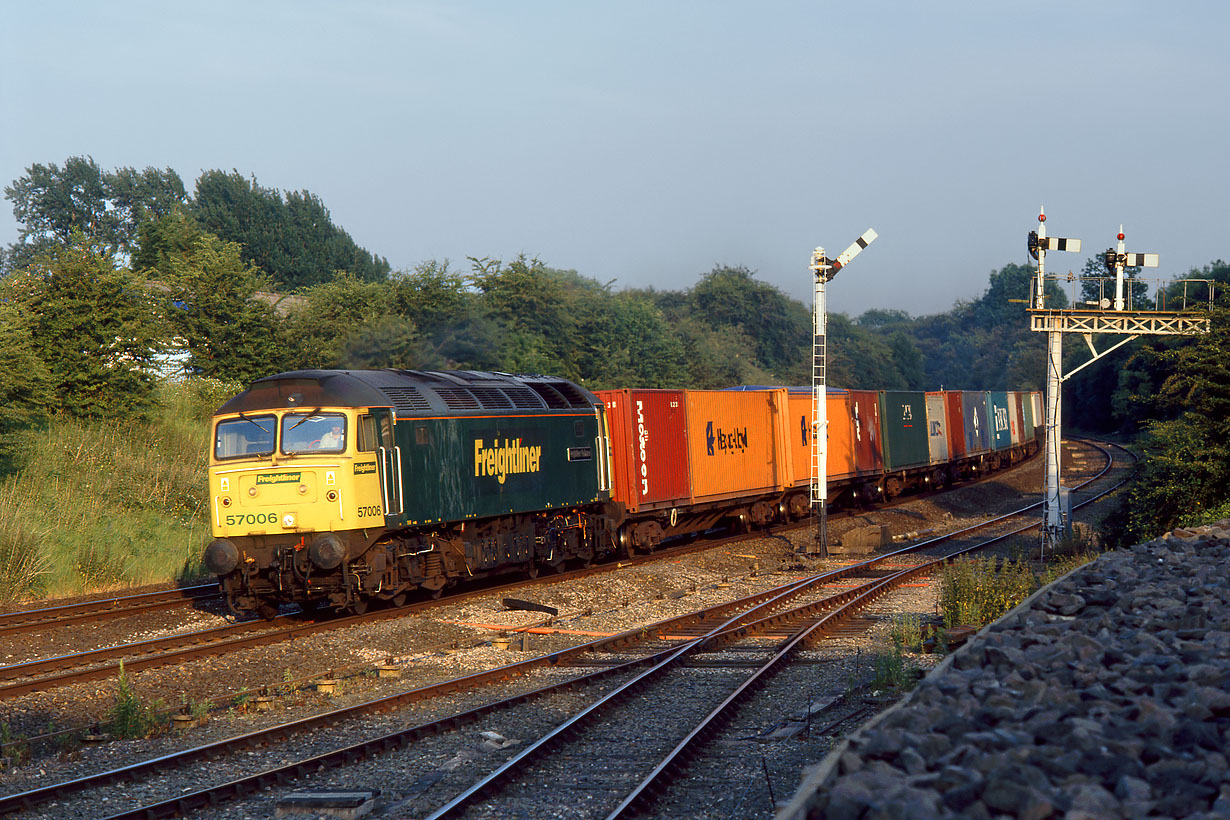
(779, 521, 1230, 820)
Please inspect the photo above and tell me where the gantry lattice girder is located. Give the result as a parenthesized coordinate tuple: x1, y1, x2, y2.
(1030, 310, 1210, 336)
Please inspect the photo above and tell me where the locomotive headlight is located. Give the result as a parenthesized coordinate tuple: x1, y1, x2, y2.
(298, 484, 308, 495)
(326, 490, 338, 502)
(220, 496, 232, 507)
(248, 487, 258, 497)
(282, 513, 296, 528)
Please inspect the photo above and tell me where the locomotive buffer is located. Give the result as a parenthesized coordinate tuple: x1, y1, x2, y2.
(1028, 209, 1209, 555)
(808, 228, 878, 558)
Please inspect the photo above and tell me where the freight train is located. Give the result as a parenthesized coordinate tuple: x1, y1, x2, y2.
(203, 369, 1041, 617)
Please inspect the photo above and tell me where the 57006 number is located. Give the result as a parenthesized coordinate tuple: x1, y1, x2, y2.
(225, 512, 278, 527)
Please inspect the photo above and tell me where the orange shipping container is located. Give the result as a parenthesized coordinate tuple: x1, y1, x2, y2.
(785, 389, 856, 487)
(684, 389, 790, 503)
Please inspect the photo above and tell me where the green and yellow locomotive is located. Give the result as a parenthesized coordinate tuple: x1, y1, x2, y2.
(203, 369, 613, 617)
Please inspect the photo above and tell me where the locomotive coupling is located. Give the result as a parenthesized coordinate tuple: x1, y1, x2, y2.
(309, 533, 348, 570)
(204, 538, 239, 575)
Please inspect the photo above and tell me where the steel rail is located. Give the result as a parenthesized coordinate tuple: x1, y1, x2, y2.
(0, 585, 220, 638)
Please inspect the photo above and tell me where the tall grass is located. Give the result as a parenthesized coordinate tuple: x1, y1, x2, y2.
(0, 378, 238, 601)
(938, 549, 1099, 629)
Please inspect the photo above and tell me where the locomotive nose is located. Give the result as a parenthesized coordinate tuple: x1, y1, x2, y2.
(204, 538, 239, 575)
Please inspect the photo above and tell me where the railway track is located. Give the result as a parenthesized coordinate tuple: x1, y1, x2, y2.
(0, 439, 1129, 819)
(0, 585, 220, 638)
(0, 445, 1061, 703)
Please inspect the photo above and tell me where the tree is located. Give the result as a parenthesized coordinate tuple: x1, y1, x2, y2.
(1108, 305, 1230, 542)
(136, 210, 287, 382)
(4, 157, 185, 268)
(1, 235, 165, 419)
(469, 256, 585, 378)
(687, 265, 811, 382)
(0, 303, 55, 473)
(279, 274, 398, 368)
(191, 170, 390, 289)
(573, 292, 688, 388)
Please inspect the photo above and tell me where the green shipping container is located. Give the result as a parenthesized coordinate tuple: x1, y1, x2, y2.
(878, 391, 930, 471)
(988, 391, 1013, 451)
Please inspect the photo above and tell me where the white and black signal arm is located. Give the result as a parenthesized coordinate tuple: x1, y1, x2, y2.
(811, 228, 878, 282)
(1029, 207, 1081, 309)
(1103, 225, 1158, 310)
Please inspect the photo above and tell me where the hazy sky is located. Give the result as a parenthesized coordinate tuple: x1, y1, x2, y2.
(3, 1, 1227, 316)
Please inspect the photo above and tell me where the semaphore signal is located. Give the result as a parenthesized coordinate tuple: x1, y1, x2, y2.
(808, 228, 878, 558)
(1103, 226, 1159, 310)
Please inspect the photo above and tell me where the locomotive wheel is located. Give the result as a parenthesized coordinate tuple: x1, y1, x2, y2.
(350, 598, 369, 615)
(257, 601, 279, 621)
(526, 563, 540, 579)
(392, 592, 408, 608)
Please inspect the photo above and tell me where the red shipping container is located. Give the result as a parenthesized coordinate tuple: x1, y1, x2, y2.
(594, 389, 691, 513)
(847, 390, 884, 476)
(944, 391, 967, 459)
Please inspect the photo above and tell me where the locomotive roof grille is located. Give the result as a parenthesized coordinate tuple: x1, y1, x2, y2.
(467, 387, 514, 409)
(527, 382, 570, 409)
(547, 381, 592, 409)
(215, 369, 598, 417)
(503, 387, 545, 409)
(380, 386, 433, 415)
(434, 387, 481, 410)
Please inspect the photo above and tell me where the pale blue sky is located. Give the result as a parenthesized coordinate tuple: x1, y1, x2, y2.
(3, 1, 1227, 315)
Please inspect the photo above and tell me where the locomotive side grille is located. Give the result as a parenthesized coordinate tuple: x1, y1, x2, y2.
(381, 386, 433, 415)
(468, 387, 514, 409)
(435, 387, 481, 410)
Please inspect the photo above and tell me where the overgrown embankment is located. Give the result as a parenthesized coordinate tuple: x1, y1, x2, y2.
(0, 380, 234, 602)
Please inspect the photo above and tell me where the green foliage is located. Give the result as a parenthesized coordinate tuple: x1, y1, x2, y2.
(107, 661, 162, 739)
(191, 170, 389, 289)
(0, 303, 54, 474)
(137, 211, 288, 382)
(0, 380, 214, 598)
(1114, 415, 1230, 542)
(888, 613, 924, 652)
(4, 156, 185, 267)
(280, 273, 402, 368)
(1, 235, 164, 419)
(871, 636, 916, 693)
(686, 265, 812, 382)
(938, 556, 1038, 629)
(0, 722, 29, 765)
(1103, 304, 1230, 542)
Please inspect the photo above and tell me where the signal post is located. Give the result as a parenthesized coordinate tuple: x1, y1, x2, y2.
(807, 229, 877, 558)
(1027, 209, 1209, 555)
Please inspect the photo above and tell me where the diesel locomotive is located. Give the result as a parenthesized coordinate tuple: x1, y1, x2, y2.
(203, 369, 614, 618)
(204, 368, 1041, 618)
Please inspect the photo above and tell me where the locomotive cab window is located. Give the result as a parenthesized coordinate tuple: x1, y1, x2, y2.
(281, 413, 347, 455)
(357, 414, 376, 452)
(214, 414, 276, 460)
